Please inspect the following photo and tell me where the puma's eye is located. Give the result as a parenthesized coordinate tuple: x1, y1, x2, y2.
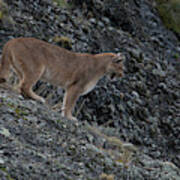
(113, 58, 123, 64)
(115, 59, 122, 63)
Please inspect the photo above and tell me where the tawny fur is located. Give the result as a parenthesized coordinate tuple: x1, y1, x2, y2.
(0, 37, 124, 121)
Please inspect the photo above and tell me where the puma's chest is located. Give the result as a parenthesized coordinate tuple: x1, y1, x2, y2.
(81, 80, 99, 96)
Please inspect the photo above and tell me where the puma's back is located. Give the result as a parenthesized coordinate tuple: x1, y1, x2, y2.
(0, 38, 113, 87)
(0, 38, 83, 87)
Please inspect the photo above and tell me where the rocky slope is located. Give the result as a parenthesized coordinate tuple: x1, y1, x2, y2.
(0, 0, 180, 179)
(0, 86, 179, 180)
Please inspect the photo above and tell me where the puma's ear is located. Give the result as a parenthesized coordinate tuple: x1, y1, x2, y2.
(112, 53, 125, 63)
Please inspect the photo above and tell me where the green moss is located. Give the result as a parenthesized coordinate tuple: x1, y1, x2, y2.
(156, 0, 180, 34)
(53, 0, 71, 8)
(0, 0, 14, 25)
(0, 0, 8, 18)
(173, 53, 180, 59)
(2, 98, 29, 118)
(15, 107, 29, 116)
(0, 167, 14, 180)
(0, 11, 3, 19)
(7, 102, 15, 108)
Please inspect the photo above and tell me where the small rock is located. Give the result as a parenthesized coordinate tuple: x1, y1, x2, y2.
(0, 158, 4, 165)
(0, 127, 11, 137)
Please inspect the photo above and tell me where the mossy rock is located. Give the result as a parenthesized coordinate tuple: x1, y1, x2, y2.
(53, 36, 72, 50)
(0, 0, 8, 20)
(0, 11, 3, 19)
(156, 0, 180, 34)
(53, 0, 71, 8)
(0, 0, 14, 26)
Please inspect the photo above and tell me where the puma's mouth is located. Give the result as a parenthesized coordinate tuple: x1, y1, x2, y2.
(108, 72, 123, 80)
(110, 73, 116, 79)
(109, 73, 116, 80)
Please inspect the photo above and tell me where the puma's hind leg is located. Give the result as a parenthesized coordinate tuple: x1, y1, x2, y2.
(19, 66, 46, 103)
(0, 53, 11, 83)
(13, 67, 24, 94)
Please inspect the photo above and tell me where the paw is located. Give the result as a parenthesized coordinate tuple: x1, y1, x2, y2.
(66, 115, 78, 121)
(61, 109, 65, 117)
(69, 116, 79, 126)
(38, 97, 46, 104)
(70, 116, 78, 121)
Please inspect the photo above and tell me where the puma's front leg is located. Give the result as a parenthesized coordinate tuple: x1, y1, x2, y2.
(62, 85, 81, 121)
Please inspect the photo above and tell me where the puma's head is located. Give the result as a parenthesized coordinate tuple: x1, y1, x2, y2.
(107, 53, 124, 80)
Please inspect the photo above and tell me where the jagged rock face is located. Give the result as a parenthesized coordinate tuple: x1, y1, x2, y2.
(0, 0, 179, 172)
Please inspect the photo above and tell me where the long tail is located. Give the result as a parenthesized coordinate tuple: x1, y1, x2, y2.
(0, 51, 10, 83)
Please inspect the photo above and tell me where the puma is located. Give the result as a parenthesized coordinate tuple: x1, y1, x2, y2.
(0, 37, 124, 121)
